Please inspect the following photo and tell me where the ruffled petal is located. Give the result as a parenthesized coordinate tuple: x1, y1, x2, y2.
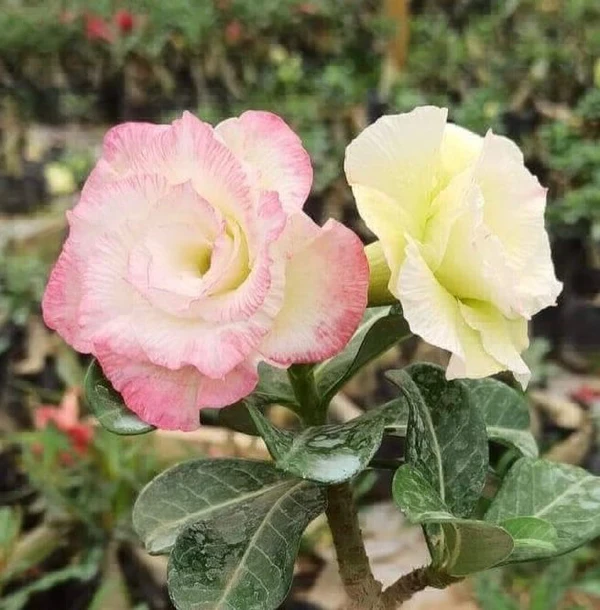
(78, 224, 267, 379)
(459, 301, 531, 388)
(96, 350, 259, 431)
(69, 173, 171, 249)
(42, 238, 90, 353)
(345, 106, 448, 235)
(101, 122, 169, 177)
(349, 184, 412, 286)
(215, 110, 313, 213)
(259, 215, 368, 365)
(474, 131, 562, 316)
(399, 241, 517, 383)
(397, 239, 464, 358)
(439, 123, 483, 188)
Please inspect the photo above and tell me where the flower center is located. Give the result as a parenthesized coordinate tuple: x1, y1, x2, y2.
(180, 243, 213, 277)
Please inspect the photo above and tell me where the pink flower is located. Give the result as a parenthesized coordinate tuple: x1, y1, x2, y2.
(85, 13, 114, 43)
(225, 20, 243, 45)
(43, 111, 368, 431)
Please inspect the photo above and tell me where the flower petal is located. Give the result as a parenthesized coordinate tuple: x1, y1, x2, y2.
(397, 239, 464, 358)
(474, 131, 562, 316)
(439, 123, 483, 187)
(96, 351, 259, 431)
(350, 184, 413, 286)
(459, 301, 531, 387)
(345, 106, 448, 236)
(78, 224, 267, 378)
(259, 215, 368, 365)
(42, 238, 91, 353)
(101, 122, 169, 177)
(215, 110, 313, 213)
(399, 240, 505, 381)
(70, 173, 171, 249)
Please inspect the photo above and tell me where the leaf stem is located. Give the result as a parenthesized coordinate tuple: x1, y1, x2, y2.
(325, 482, 382, 609)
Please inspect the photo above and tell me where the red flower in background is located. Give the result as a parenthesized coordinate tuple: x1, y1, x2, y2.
(85, 13, 115, 43)
(571, 385, 600, 406)
(225, 20, 243, 45)
(115, 9, 135, 34)
(35, 388, 94, 456)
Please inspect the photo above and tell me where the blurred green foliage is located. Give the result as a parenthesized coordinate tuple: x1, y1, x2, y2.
(0, 253, 48, 332)
(1, 0, 598, 243)
(476, 545, 600, 609)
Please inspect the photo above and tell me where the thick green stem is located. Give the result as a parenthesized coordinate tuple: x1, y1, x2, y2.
(326, 483, 382, 609)
(287, 364, 325, 425)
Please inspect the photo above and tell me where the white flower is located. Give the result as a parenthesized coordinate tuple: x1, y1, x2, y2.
(345, 106, 562, 387)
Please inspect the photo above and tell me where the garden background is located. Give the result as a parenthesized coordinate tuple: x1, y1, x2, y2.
(1, 1, 599, 608)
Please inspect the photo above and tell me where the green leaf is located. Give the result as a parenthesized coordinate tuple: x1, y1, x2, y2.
(392, 464, 456, 523)
(314, 306, 410, 406)
(464, 378, 538, 458)
(500, 517, 557, 562)
(486, 458, 600, 560)
(84, 360, 155, 436)
(392, 465, 513, 576)
(133, 458, 322, 555)
(200, 403, 261, 436)
(381, 397, 409, 435)
(167, 474, 325, 610)
(248, 401, 404, 484)
(0, 507, 21, 568)
(247, 363, 298, 409)
(388, 364, 488, 517)
(438, 521, 514, 577)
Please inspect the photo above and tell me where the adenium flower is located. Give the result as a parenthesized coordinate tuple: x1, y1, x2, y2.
(43, 111, 368, 430)
(114, 9, 135, 34)
(345, 106, 562, 387)
(84, 13, 114, 43)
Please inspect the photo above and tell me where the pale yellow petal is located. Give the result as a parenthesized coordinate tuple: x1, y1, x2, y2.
(398, 240, 507, 383)
(351, 184, 413, 286)
(474, 131, 562, 317)
(438, 123, 483, 191)
(397, 240, 464, 358)
(459, 301, 531, 387)
(422, 169, 478, 269)
(345, 106, 448, 235)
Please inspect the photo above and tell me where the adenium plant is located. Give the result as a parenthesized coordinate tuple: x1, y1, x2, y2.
(42, 106, 600, 610)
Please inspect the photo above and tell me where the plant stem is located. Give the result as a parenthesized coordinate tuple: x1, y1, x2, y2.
(326, 484, 457, 610)
(379, 566, 459, 610)
(325, 482, 382, 609)
(287, 364, 324, 425)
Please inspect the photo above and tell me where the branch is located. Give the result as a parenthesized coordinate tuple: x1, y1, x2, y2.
(326, 483, 382, 609)
(379, 566, 460, 610)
